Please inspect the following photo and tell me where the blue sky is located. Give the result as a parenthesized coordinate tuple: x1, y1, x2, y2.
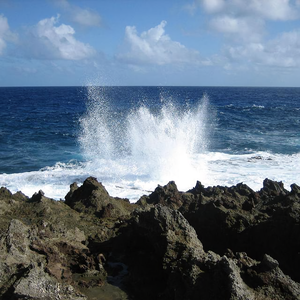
(1, 0, 300, 86)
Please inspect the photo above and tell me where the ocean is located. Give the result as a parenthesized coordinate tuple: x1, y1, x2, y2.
(0, 86, 299, 202)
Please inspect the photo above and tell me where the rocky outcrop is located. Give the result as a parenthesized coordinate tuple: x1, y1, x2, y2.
(108, 204, 300, 300)
(0, 178, 300, 299)
(138, 179, 300, 283)
(65, 176, 135, 218)
(0, 185, 127, 299)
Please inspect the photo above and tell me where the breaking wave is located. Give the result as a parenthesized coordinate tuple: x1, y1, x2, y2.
(78, 86, 213, 193)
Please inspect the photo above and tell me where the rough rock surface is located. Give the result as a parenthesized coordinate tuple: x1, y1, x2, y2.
(65, 176, 135, 218)
(0, 177, 300, 299)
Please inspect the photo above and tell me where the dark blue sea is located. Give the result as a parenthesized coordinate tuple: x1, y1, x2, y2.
(0, 86, 299, 201)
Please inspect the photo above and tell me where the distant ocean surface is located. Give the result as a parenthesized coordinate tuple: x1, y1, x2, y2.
(0, 86, 299, 201)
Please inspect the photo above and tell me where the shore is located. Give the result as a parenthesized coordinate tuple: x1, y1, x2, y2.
(1, 177, 300, 299)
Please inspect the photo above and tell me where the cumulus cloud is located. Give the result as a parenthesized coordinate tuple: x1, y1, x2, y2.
(55, 0, 102, 27)
(209, 15, 265, 43)
(226, 30, 300, 68)
(26, 15, 95, 60)
(117, 21, 204, 66)
(198, 0, 298, 20)
(0, 14, 17, 55)
(189, 0, 299, 43)
(246, 0, 299, 21)
(187, 0, 300, 69)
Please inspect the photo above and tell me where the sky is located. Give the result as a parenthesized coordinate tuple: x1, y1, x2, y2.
(1, 0, 300, 87)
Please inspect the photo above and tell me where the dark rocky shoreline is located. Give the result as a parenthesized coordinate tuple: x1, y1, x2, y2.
(1, 177, 300, 299)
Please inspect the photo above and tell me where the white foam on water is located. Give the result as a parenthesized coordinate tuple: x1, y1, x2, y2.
(0, 152, 299, 202)
(201, 151, 300, 191)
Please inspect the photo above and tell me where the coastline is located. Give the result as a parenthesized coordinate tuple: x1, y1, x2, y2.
(1, 177, 300, 299)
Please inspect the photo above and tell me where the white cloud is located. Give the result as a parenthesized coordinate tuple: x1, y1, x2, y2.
(191, 0, 300, 43)
(55, 0, 102, 27)
(225, 30, 300, 68)
(197, 0, 298, 20)
(71, 8, 102, 27)
(187, 0, 300, 70)
(201, 0, 225, 13)
(0, 14, 17, 55)
(117, 21, 204, 66)
(209, 15, 265, 42)
(246, 0, 299, 21)
(28, 15, 96, 60)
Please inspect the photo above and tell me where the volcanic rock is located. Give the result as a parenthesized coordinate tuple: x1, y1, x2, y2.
(65, 176, 135, 218)
(0, 177, 300, 299)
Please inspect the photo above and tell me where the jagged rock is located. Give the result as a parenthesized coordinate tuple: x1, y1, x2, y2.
(109, 203, 300, 300)
(1, 178, 300, 300)
(65, 176, 134, 218)
(109, 204, 206, 299)
(291, 183, 300, 194)
(0, 188, 122, 299)
(221, 255, 256, 300)
(262, 254, 279, 270)
(0, 188, 27, 218)
(31, 189, 45, 202)
(138, 179, 300, 285)
(137, 181, 183, 209)
(260, 178, 289, 197)
(0, 186, 13, 198)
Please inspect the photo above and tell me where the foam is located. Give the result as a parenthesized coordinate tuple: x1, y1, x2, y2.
(0, 152, 299, 201)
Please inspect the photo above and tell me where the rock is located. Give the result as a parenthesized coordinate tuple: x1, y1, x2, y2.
(137, 178, 300, 285)
(1, 178, 300, 300)
(0, 188, 120, 299)
(221, 256, 255, 300)
(262, 254, 279, 270)
(137, 181, 183, 209)
(65, 176, 134, 218)
(31, 189, 45, 202)
(291, 183, 300, 194)
(109, 203, 300, 300)
(0, 186, 13, 198)
(109, 204, 206, 299)
(260, 178, 288, 197)
(13, 266, 87, 300)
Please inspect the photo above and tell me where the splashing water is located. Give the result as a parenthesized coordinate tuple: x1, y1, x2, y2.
(78, 86, 212, 196)
(126, 100, 210, 185)
(79, 86, 114, 159)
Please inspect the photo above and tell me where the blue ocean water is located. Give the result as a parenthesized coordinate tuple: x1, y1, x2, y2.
(0, 86, 299, 201)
